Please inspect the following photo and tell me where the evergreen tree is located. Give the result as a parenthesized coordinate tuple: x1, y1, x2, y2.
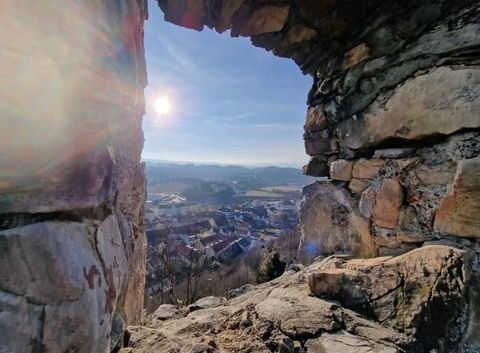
(256, 252, 286, 283)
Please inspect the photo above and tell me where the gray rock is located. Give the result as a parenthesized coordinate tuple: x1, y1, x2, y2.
(329, 159, 353, 181)
(188, 296, 227, 312)
(305, 331, 399, 353)
(373, 148, 415, 159)
(338, 67, 480, 150)
(227, 284, 255, 299)
(152, 304, 182, 321)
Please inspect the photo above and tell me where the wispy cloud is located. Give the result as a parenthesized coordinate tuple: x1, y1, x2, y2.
(143, 0, 312, 166)
(155, 36, 200, 73)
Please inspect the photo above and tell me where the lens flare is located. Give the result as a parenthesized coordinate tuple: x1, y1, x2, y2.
(154, 96, 172, 115)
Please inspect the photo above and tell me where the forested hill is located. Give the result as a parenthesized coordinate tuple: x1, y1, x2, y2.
(145, 161, 315, 186)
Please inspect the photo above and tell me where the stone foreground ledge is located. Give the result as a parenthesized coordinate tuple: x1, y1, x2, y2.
(122, 245, 478, 353)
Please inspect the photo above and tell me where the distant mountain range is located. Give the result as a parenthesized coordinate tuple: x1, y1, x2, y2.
(145, 160, 315, 187)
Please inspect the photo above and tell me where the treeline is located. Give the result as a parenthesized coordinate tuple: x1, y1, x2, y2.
(144, 228, 301, 312)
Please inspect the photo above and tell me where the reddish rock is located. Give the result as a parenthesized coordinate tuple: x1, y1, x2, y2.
(232, 5, 290, 37)
(164, 0, 206, 31)
(434, 157, 480, 238)
(352, 159, 384, 179)
(348, 178, 370, 194)
(304, 106, 328, 133)
(342, 43, 370, 69)
(215, 0, 245, 33)
(373, 179, 404, 229)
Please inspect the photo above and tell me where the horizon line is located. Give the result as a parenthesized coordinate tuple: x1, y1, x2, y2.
(141, 158, 304, 169)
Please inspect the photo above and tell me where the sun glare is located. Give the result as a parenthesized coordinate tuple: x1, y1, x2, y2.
(154, 96, 172, 115)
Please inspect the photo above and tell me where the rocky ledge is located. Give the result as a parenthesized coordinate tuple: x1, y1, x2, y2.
(122, 245, 479, 353)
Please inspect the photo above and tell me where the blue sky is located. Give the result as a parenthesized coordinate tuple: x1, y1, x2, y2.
(142, 0, 312, 167)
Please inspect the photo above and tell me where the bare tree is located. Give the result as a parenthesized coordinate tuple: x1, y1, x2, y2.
(147, 235, 183, 306)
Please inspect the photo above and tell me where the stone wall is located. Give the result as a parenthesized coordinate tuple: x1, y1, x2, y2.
(298, 3, 480, 261)
(0, 1, 148, 352)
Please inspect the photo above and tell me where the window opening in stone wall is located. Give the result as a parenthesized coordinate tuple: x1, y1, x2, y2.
(142, 0, 313, 311)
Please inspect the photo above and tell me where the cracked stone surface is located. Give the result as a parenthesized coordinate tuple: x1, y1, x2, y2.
(1, 1, 148, 352)
(121, 246, 480, 353)
(125, 245, 478, 353)
(125, 262, 419, 353)
(308, 246, 476, 352)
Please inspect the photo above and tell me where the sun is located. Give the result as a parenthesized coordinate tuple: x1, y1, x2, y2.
(154, 96, 172, 115)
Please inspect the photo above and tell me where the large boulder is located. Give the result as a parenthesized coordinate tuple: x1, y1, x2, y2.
(308, 245, 476, 352)
(188, 296, 227, 312)
(0, 219, 127, 353)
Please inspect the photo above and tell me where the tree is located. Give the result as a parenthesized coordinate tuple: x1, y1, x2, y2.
(148, 236, 183, 305)
(256, 251, 286, 283)
(183, 249, 211, 305)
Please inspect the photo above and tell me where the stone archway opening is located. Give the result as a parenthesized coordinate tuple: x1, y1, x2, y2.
(141, 1, 316, 312)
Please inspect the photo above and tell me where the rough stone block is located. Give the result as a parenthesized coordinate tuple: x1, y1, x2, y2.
(164, 0, 206, 31)
(304, 106, 328, 133)
(309, 245, 474, 351)
(329, 160, 353, 181)
(338, 67, 480, 150)
(373, 148, 415, 159)
(306, 331, 398, 353)
(215, 0, 245, 33)
(342, 43, 371, 69)
(303, 157, 329, 177)
(352, 159, 384, 179)
(434, 156, 480, 238)
(349, 178, 370, 193)
(232, 5, 290, 37)
(373, 179, 404, 229)
(359, 187, 376, 218)
(305, 137, 332, 155)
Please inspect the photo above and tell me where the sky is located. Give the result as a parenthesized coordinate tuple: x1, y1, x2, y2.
(142, 0, 313, 167)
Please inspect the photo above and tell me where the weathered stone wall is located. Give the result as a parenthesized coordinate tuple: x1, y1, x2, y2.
(0, 1, 148, 352)
(298, 3, 480, 261)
